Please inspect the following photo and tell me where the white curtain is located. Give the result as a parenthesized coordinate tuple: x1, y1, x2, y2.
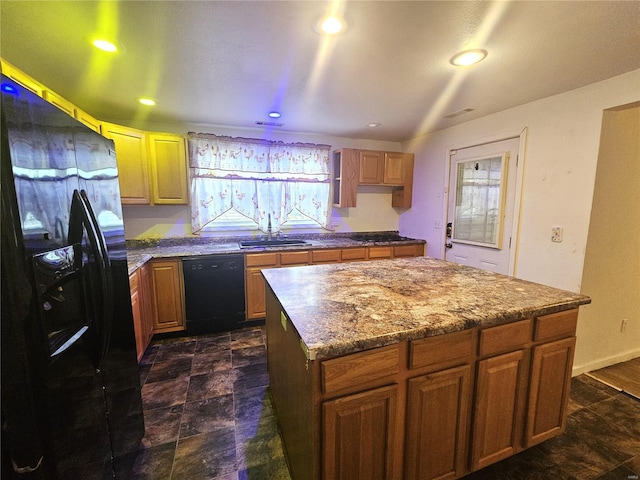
(189, 133, 331, 233)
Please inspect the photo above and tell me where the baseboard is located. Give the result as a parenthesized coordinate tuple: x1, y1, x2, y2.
(572, 348, 640, 376)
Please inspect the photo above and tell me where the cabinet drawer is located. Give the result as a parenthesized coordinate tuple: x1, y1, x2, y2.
(246, 253, 278, 268)
(410, 329, 473, 370)
(369, 246, 393, 259)
(322, 344, 401, 394)
(534, 309, 578, 342)
(479, 319, 532, 357)
(311, 249, 341, 264)
(341, 247, 367, 261)
(393, 244, 419, 258)
(280, 251, 309, 265)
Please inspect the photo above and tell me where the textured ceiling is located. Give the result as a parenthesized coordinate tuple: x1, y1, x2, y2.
(1, 1, 639, 141)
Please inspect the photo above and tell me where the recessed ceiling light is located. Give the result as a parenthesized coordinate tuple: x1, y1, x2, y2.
(91, 38, 121, 53)
(314, 15, 347, 35)
(367, 123, 381, 128)
(450, 49, 488, 67)
(268, 111, 281, 118)
(138, 97, 156, 106)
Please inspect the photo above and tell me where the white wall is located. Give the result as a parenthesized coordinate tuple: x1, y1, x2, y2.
(399, 69, 640, 373)
(122, 124, 403, 239)
(575, 105, 640, 373)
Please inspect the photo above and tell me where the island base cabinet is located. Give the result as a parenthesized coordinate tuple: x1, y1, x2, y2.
(525, 336, 576, 447)
(404, 366, 471, 480)
(323, 385, 399, 480)
(470, 349, 529, 472)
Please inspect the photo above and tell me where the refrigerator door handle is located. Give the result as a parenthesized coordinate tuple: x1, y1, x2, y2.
(68, 189, 113, 370)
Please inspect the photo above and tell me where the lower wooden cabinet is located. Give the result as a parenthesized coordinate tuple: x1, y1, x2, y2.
(266, 290, 580, 480)
(245, 244, 424, 321)
(525, 336, 576, 447)
(148, 259, 186, 333)
(471, 349, 528, 471)
(129, 265, 154, 362)
(323, 385, 399, 480)
(405, 365, 471, 480)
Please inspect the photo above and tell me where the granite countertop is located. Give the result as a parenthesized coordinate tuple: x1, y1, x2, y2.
(125, 232, 425, 275)
(262, 257, 591, 361)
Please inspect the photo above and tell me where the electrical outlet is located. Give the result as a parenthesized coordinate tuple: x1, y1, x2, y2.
(621, 318, 628, 332)
(551, 226, 563, 243)
(434, 220, 442, 229)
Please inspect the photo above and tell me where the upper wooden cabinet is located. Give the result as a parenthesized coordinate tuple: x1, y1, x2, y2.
(147, 133, 189, 204)
(358, 150, 386, 184)
(0, 59, 44, 95)
(358, 150, 407, 186)
(102, 123, 152, 205)
(102, 126, 189, 206)
(333, 148, 414, 208)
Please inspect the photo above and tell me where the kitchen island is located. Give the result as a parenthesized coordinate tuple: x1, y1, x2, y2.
(262, 257, 591, 480)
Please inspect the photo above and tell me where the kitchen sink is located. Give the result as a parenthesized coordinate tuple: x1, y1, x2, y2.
(238, 239, 309, 248)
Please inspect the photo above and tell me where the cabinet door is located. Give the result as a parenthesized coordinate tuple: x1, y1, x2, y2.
(358, 150, 384, 184)
(102, 123, 151, 204)
(405, 365, 471, 480)
(148, 133, 189, 204)
(246, 267, 269, 320)
(129, 270, 146, 363)
(333, 149, 358, 207)
(525, 337, 576, 447)
(383, 153, 405, 185)
(139, 264, 154, 352)
(323, 384, 398, 480)
(149, 260, 186, 333)
(391, 153, 414, 208)
(471, 349, 528, 471)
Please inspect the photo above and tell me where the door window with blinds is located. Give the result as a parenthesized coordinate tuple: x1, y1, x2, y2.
(452, 153, 508, 249)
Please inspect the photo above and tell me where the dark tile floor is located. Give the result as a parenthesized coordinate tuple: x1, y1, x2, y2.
(131, 327, 640, 480)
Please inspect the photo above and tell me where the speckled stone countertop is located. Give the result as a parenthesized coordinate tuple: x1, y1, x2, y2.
(262, 257, 591, 361)
(125, 231, 425, 275)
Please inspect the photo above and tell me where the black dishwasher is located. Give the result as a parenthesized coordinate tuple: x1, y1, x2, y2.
(183, 254, 246, 334)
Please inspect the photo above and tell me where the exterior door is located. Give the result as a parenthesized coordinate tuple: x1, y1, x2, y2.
(445, 137, 520, 274)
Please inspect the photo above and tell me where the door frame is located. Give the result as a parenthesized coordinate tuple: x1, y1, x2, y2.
(441, 128, 528, 277)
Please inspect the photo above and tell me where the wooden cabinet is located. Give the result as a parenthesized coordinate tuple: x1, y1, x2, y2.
(405, 329, 473, 480)
(148, 259, 186, 333)
(333, 148, 414, 208)
(75, 108, 102, 133)
(267, 292, 581, 480)
(471, 349, 529, 471)
(0, 59, 44, 95)
(525, 337, 575, 447)
(332, 149, 358, 207)
(358, 150, 407, 186)
(323, 385, 399, 480)
(245, 253, 280, 320)
(147, 132, 189, 204)
(42, 90, 76, 117)
(358, 150, 386, 184)
(405, 366, 471, 480)
(129, 266, 154, 362)
(102, 123, 151, 205)
(246, 245, 423, 320)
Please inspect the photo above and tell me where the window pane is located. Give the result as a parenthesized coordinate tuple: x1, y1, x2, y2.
(453, 155, 505, 247)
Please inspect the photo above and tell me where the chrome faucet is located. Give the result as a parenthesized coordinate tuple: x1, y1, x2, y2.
(267, 213, 272, 240)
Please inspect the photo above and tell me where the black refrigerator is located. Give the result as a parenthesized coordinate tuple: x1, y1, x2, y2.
(1, 75, 144, 479)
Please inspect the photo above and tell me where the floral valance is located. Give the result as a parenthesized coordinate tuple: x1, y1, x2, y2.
(188, 133, 331, 180)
